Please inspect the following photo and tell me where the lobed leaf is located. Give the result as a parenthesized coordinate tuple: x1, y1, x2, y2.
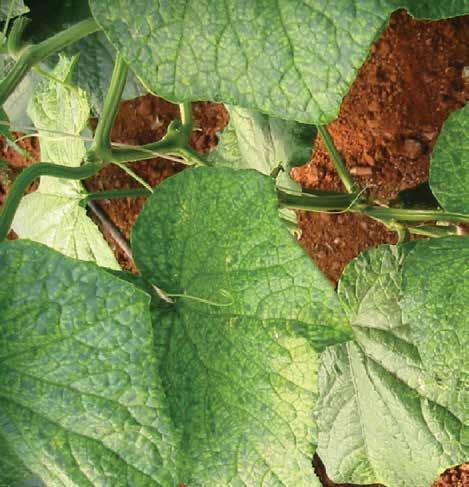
(315, 241, 468, 486)
(133, 167, 352, 484)
(11, 56, 119, 269)
(430, 104, 469, 214)
(89, 0, 469, 124)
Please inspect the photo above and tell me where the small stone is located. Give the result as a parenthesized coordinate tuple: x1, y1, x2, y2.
(400, 138, 424, 159)
(362, 151, 375, 166)
(350, 166, 373, 176)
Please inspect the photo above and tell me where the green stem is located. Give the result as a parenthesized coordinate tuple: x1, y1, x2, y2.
(279, 190, 469, 229)
(80, 188, 151, 207)
(277, 188, 362, 212)
(179, 102, 193, 129)
(406, 225, 459, 238)
(0, 162, 101, 241)
(0, 18, 99, 106)
(2, 0, 19, 37)
(318, 125, 357, 193)
(89, 53, 128, 161)
(7, 16, 29, 55)
(104, 122, 208, 166)
(360, 206, 469, 224)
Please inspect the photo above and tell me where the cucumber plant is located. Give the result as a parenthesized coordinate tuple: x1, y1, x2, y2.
(0, 1, 468, 486)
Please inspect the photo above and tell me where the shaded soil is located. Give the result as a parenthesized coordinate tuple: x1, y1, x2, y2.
(0, 8, 468, 487)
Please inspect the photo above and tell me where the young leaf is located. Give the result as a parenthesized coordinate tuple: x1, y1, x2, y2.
(315, 242, 468, 486)
(11, 56, 119, 268)
(208, 106, 316, 191)
(207, 106, 316, 224)
(24, 0, 145, 114)
(0, 240, 179, 485)
(0, 0, 29, 20)
(430, 104, 469, 214)
(89, 0, 469, 124)
(1, 56, 39, 128)
(132, 167, 352, 484)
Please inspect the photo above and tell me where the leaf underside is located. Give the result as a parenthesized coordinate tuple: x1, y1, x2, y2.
(315, 240, 469, 486)
(11, 56, 118, 269)
(89, 0, 469, 124)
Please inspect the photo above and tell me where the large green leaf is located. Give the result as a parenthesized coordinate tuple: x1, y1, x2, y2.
(315, 242, 468, 486)
(11, 56, 118, 269)
(89, 0, 469, 124)
(430, 104, 469, 214)
(0, 240, 179, 485)
(132, 167, 352, 484)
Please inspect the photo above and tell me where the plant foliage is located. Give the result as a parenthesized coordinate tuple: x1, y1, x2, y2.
(0, 1, 468, 485)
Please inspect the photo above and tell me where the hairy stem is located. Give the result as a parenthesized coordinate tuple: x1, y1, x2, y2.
(0, 18, 99, 106)
(112, 161, 154, 192)
(279, 190, 469, 234)
(318, 125, 357, 193)
(0, 162, 101, 241)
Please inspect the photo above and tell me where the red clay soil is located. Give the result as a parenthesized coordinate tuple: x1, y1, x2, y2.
(84, 98, 228, 270)
(0, 8, 468, 487)
(432, 464, 469, 487)
(291, 9, 469, 282)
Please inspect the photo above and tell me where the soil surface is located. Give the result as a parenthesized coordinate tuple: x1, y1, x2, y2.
(292, 9, 469, 282)
(0, 8, 468, 487)
(432, 464, 469, 487)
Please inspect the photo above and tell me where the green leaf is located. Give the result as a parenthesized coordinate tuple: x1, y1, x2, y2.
(0, 440, 43, 486)
(0, 0, 29, 21)
(67, 32, 145, 115)
(132, 167, 351, 484)
(1, 58, 39, 129)
(315, 243, 468, 486)
(24, 0, 145, 114)
(11, 56, 119, 269)
(0, 240, 179, 485)
(207, 106, 315, 225)
(430, 104, 469, 214)
(208, 106, 315, 191)
(89, 0, 469, 124)
(402, 236, 469, 411)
